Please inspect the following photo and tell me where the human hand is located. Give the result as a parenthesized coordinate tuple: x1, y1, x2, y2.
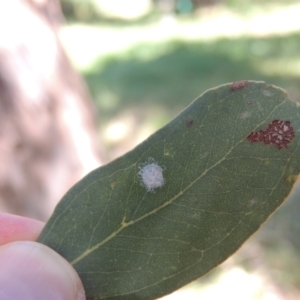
(0, 213, 85, 300)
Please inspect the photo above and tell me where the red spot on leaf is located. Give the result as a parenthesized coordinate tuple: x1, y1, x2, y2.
(247, 101, 252, 105)
(247, 120, 295, 149)
(230, 80, 248, 91)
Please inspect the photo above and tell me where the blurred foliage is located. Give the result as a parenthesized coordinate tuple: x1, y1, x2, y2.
(60, 0, 154, 23)
(60, 0, 100, 22)
(60, 0, 300, 22)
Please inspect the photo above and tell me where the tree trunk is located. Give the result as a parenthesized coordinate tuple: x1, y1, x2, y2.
(0, 0, 103, 221)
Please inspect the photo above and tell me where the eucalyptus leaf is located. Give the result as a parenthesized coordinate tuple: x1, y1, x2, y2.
(38, 81, 300, 300)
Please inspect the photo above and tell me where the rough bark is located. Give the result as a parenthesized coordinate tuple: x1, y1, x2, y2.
(0, 0, 103, 221)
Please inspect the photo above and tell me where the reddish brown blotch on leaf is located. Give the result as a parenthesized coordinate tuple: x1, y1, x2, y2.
(247, 120, 295, 149)
(231, 80, 248, 91)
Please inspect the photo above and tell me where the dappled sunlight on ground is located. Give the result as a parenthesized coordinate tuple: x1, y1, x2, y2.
(194, 3, 300, 38)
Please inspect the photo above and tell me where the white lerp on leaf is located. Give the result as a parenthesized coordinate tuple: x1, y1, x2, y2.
(138, 158, 165, 193)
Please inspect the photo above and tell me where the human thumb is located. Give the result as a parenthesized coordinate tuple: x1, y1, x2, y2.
(0, 241, 85, 300)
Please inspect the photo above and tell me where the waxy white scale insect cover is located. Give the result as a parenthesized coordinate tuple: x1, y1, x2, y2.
(138, 158, 165, 193)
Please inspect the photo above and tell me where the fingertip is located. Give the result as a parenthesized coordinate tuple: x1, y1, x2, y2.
(0, 213, 44, 245)
(0, 241, 86, 300)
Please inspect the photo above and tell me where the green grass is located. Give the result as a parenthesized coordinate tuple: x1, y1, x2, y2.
(83, 34, 300, 126)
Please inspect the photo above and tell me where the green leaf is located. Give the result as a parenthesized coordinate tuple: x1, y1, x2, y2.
(38, 81, 300, 300)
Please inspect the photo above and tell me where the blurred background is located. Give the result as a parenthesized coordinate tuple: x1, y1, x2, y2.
(0, 0, 300, 299)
